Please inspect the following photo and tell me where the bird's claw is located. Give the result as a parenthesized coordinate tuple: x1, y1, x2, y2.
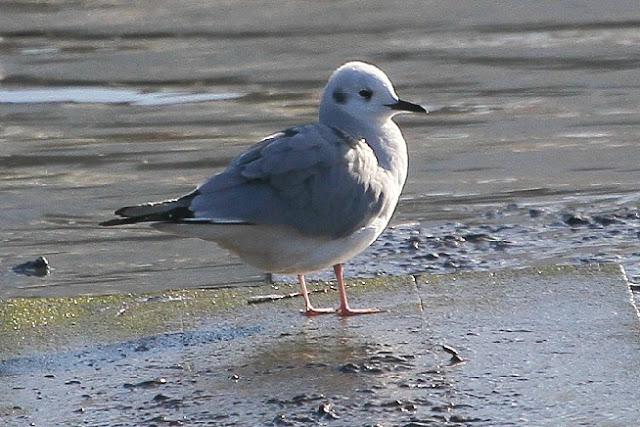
(336, 307, 385, 317)
(301, 307, 335, 316)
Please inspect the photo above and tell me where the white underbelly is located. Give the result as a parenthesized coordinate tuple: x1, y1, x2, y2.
(154, 216, 389, 274)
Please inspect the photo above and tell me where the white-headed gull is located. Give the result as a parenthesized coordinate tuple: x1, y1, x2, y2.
(101, 61, 426, 316)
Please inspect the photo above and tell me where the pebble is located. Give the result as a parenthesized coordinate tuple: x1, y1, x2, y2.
(562, 213, 591, 226)
(528, 208, 544, 218)
(317, 401, 340, 419)
(593, 215, 619, 226)
(415, 252, 440, 261)
(12, 256, 50, 277)
(123, 378, 167, 389)
(442, 344, 464, 364)
(407, 236, 421, 250)
(153, 394, 171, 402)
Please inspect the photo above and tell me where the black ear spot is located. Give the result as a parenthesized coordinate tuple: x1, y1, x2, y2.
(332, 89, 347, 104)
(358, 89, 373, 101)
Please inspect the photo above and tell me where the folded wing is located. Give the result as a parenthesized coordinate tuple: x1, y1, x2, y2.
(103, 124, 389, 239)
(197, 124, 393, 238)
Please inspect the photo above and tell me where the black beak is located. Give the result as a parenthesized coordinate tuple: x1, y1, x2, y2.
(386, 99, 427, 114)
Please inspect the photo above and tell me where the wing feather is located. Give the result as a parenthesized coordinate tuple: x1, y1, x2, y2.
(190, 124, 388, 238)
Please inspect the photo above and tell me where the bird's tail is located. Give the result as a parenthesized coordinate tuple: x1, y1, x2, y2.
(99, 190, 199, 226)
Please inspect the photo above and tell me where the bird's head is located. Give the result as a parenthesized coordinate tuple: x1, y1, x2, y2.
(320, 61, 426, 125)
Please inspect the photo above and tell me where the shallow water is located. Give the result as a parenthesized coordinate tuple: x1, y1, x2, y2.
(1, 1, 640, 297)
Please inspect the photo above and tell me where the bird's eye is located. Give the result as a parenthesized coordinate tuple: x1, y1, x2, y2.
(358, 89, 373, 100)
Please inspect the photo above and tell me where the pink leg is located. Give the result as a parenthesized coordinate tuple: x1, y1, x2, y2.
(298, 274, 334, 316)
(334, 264, 383, 316)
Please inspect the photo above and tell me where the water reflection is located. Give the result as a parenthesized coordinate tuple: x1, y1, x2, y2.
(0, 87, 242, 106)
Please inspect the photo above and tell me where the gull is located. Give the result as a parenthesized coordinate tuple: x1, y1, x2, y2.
(101, 61, 426, 316)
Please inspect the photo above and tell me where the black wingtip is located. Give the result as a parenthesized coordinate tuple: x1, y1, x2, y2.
(99, 217, 139, 226)
(114, 207, 128, 217)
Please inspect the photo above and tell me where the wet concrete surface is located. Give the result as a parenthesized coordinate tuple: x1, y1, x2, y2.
(2, 264, 639, 426)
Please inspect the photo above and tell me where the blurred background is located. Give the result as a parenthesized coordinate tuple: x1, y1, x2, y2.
(1, 0, 639, 296)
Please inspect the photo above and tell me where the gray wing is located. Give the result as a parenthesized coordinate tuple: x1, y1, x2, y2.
(189, 124, 389, 238)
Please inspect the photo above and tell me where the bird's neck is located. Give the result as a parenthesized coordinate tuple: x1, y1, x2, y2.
(370, 120, 409, 188)
(321, 112, 408, 186)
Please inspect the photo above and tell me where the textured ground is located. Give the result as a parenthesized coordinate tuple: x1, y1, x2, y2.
(2, 264, 639, 426)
